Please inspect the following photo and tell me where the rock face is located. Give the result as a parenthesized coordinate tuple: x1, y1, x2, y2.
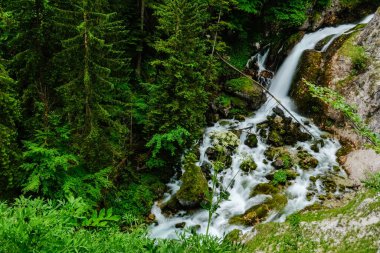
(344, 149, 380, 184)
(302, 0, 378, 31)
(291, 7, 380, 182)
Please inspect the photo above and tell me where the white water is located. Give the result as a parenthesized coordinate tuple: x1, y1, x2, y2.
(149, 14, 374, 239)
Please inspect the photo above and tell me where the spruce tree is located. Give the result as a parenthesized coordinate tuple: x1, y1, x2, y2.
(0, 61, 21, 190)
(144, 0, 217, 168)
(52, 0, 130, 170)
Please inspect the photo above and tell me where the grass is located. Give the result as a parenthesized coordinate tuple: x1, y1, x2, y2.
(244, 188, 380, 253)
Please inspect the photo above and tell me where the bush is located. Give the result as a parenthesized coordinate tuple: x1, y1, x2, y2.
(363, 173, 380, 192)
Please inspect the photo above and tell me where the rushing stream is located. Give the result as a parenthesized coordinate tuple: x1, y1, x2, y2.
(149, 14, 375, 239)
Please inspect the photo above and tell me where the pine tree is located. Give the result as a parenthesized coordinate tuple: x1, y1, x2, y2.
(52, 0, 131, 170)
(144, 0, 218, 168)
(2, 0, 56, 132)
(0, 61, 21, 190)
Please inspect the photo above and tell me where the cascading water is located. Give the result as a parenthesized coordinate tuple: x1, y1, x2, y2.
(149, 14, 374, 239)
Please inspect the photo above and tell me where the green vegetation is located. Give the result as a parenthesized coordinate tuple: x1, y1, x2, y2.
(0, 197, 244, 253)
(339, 33, 369, 74)
(0, 0, 378, 251)
(305, 80, 380, 153)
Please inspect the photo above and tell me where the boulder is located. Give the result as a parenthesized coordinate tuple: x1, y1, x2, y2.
(240, 157, 258, 172)
(229, 194, 288, 225)
(176, 154, 209, 208)
(245, 134, 258, 148)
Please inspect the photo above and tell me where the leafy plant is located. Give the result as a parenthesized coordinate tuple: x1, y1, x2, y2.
(273, 170, 287, 185)
(305, 79, 380, 153)
(363, 173, 380, 192)
(82, 208, 120, 228)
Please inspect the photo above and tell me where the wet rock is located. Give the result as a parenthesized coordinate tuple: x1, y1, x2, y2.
(175, 222, 186, 228)
(205, 147, 233, 168)
(245, 134, 258, 148)
(297, 150, 319, 169)
(265, 110, 312, 147)
(224, 229, 242, 243)
(250, 183, 280, 197)
(148, 213, 156, 222)
(160, 196, 181, 215)
(285, 169, 299, 180)
(264, 147, 294, 170)
(176, 154, 209, 208)
(229, 194, 288, 225)
(290, 50, 324, 117)
(240, 157, 257, 172)
(210, 131, 240, 150)
(225, 77, 267, 110)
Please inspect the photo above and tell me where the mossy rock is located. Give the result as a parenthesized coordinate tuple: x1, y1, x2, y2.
(160, 195, 181, 215)
(264, 147, 294, 170)
(176, 154, 209, 208)
(240, 157, 257, 172)
(265, 112, 311, 147)
(224, 229, 242, 243)
(210, 131, 240, 150)
(245, 134, 258, 148)
(225, 77, 267, 110)
(230, 194, 288, 225)
(297, 150, 319, 169)
(290, 50, 324, 117)
(284, 169, 299, 180)
(205, 147, 233, 168)
(250, 183, 280, 197)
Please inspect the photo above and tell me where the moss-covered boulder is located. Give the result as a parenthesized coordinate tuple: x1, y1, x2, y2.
(176, 154, 209, 208)
(250, 183, 280, 197)
(225, 77, 267, 110)
(245, 134, 258, 148)
(210, 131, 240, 150)
(229, 194, 288, 225)
(264, 147, 294, 170)
(290, 50, 324, 117)
(205, 147, 233, 168)
(264, 109, 311, 147)
(224, 229, 242, 243)
(297, 150, 319, 169)
(240, 157, 257, 172)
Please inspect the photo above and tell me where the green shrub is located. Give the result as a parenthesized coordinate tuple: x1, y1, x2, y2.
(273, 170, 288, 185)
(363, 173, 380, 192)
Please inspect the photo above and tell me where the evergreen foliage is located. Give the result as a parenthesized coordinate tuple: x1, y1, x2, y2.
(0, 61, 21, 190)
(52, 0, 131, 170)
(143, 0, 218, 168)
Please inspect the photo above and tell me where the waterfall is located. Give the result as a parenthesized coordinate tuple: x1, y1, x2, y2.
(148, 14, 374, 239)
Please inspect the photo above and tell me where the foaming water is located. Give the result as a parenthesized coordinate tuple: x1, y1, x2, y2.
(148, 14, 374, 239)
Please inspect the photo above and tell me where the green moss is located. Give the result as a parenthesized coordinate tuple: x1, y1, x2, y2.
(176, 154, 208, 208)
(224, 229, 242, 243)
(250, 183, 280, 197)
(240, 157, 257, 172)
(297, 150, 319, 169)
(230, 194, 287, 226)
(272, 170, 288, 186)
(338, 31, 369, 74)
(268, 130, 284, 147)
(245, 134, 258, 148)
(226, 77, 256, 94)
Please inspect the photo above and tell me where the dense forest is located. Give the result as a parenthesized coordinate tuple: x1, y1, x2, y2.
(1, 0, 380, 252)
